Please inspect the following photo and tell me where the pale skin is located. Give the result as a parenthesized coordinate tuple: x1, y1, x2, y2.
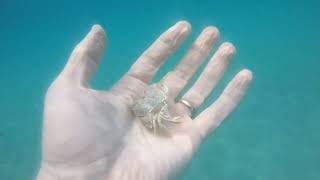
(37, 21, 253, 180)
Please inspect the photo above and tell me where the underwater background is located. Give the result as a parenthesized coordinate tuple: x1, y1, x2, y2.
(0, 0, 319, 179)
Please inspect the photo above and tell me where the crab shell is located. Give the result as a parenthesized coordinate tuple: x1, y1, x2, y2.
(132, 83, 181, 133)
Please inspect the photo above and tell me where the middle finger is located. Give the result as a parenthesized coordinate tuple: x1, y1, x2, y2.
(161, 26, 220, 98)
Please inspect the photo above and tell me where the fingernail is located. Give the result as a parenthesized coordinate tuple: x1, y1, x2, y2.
(239, 69, 253, 82)
(195, 26, 220, 51)
(161, 21, 191, 47)
(220, 42, 236, 57)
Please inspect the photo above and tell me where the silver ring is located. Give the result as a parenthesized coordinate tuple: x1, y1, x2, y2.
(178, 99, 195, 113)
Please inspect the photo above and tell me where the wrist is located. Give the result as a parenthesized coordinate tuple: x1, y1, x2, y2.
(37, 158, 110, 180)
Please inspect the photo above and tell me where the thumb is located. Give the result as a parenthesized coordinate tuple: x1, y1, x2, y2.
(60, 25, 106, 87)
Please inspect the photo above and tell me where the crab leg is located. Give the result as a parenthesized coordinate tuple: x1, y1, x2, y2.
(152, 115, 157, 134)
(164, 116, 182, 123)
(158, 118, 169, 129)
(156, 112, 165, 133)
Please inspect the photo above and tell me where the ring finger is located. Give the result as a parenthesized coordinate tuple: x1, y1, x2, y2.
(177, 42, 236, 115)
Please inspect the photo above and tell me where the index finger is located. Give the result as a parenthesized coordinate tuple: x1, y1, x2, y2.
(126, 21, 191, 83)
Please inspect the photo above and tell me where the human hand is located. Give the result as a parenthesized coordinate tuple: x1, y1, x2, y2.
(37, 21, 252, 180)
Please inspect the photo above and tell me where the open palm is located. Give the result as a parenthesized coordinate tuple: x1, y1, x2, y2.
(37, 21, 252, 180)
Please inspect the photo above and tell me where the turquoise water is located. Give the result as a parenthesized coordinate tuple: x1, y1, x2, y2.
(1, 0, 320, 179)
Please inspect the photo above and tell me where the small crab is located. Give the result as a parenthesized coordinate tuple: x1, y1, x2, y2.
(132, 83, 182, 134)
